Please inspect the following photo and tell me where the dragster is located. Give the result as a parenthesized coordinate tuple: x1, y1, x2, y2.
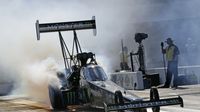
(35, 16, 183, 112)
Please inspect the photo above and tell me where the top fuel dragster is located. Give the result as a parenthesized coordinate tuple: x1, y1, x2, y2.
(35, 16, 183, 112)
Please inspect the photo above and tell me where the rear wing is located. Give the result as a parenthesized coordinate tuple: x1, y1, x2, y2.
(35, 16, 96, 40)
(104, 96, 183, 112)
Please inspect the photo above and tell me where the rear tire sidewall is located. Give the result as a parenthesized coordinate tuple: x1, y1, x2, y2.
(48, 84, 65, 110)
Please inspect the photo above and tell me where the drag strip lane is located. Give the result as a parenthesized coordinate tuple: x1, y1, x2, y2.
(0, 95, 50, 112)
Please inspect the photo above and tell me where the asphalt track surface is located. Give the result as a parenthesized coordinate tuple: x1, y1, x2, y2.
(0, 84, 200, 112)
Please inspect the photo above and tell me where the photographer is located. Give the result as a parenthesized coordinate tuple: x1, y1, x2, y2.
(134, 33, 148, 74)
(162, 38, 180, 89)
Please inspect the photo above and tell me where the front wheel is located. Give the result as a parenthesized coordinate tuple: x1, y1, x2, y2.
(150, 87, 160, 112)
(115, 90, 124, 112)
(114, 90, 124, 105)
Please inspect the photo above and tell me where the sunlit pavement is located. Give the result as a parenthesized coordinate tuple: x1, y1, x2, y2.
(0, 84, 200, 112)
(0, 95, 50, 112)
(0, 95, 103, 112)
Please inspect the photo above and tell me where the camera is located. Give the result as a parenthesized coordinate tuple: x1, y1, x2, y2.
(134, 33, 148, 43)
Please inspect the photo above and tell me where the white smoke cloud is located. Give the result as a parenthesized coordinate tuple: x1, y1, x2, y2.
(0, 0, 145, 103)
(11, 57, 59, 103)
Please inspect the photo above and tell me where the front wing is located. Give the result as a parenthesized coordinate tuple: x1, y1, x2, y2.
(104, 96, 183, 112)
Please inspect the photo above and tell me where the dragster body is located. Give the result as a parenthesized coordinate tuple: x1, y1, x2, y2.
(80, 64, 143, 104)
(35, 17, 183, 112)
(59, 63, 142, 104)
(49, 60, 146, 111)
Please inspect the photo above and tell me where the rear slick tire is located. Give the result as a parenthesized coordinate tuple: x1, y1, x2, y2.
(48, 84, 65, 110)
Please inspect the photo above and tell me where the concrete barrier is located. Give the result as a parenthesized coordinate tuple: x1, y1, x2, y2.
(110, 71, 144, 90)
(147, 65, 200, 85)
